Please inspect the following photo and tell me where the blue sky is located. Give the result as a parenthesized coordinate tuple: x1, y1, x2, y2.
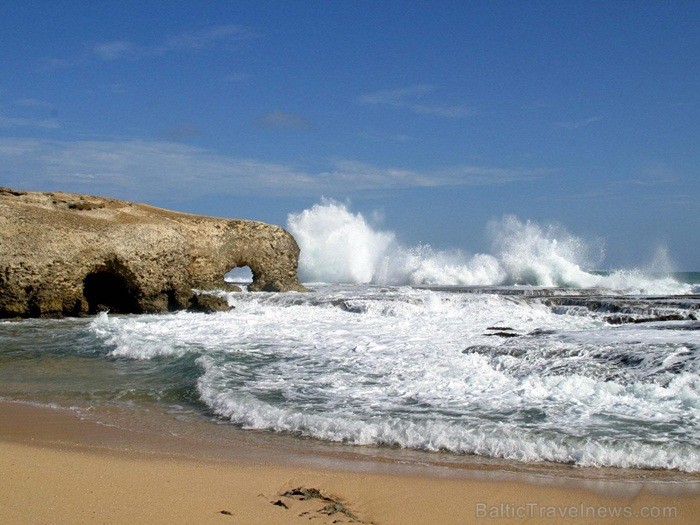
(1, 1, 698, 269)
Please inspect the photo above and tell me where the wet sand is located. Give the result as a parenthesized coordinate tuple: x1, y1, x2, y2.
(1, 401, 699, 524)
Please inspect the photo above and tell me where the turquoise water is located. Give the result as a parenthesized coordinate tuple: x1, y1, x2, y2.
(0, 318, 201, 408)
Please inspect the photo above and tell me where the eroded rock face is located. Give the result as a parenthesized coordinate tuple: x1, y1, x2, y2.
(0, 187, 306, 318)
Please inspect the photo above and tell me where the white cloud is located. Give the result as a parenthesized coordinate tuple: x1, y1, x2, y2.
(358, 131, 414, 143)
(321, 160, 547, 190)
(93, 41, 138, 61)
(14, 98, 53, 109)
(358, 85, 474, 119)
(0, 138, 546, 199)
(0, 116, 60, 129)
(557, 116, 604, 130)
(358, 85, 434, 106)
(97, 24, 256, 59)
(412, 104, 474, 118)
(44, 24, 258, 68)
(626, 164, 681, 186)
(627, 177, 678, 186)
(159, 25, 256, 51)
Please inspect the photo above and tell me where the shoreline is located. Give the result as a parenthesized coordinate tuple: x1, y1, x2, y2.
(1, 401, 699, 524)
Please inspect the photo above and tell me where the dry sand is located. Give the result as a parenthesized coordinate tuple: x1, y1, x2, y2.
(1, 402, 698, 524)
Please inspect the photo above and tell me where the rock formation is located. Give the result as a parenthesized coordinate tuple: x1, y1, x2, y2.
(0, 187, 306, 318)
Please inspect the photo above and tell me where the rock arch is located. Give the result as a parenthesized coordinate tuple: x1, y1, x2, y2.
(0, 188, 306, 318)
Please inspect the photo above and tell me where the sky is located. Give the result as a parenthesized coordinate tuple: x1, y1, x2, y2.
(1, 1, 698, 269)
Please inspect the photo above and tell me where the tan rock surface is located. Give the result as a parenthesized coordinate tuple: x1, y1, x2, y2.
(0, 187, 306, 318)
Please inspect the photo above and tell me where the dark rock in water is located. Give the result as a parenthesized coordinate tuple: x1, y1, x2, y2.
(544, 295, 699, 322)
(0, 187, 306, 318)
(463, 345, 526, 357)
(225, 283, 243, 292)
(485, 331, 520, 338)
(528, 328, 556, 336)
(464, 346, 481, 354)
(463, 345, 493, 354)
(633, 314, 686, 323)
(331, 299, 364, 313)
(607, 313, 689, 325)
(606, 316, 626, 325)
(485, 327, 523, 338)
(187, 294, 231, 313)
(616, 354, 645, 368)
(419, 285, 605, 297)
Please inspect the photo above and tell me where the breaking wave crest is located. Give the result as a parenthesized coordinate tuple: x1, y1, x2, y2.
(287, 200, 691, 294)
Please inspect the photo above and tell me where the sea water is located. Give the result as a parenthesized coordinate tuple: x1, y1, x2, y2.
(0, 202, 698, 472)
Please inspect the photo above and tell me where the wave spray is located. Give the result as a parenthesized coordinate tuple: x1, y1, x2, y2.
(287, 200, 689, 294)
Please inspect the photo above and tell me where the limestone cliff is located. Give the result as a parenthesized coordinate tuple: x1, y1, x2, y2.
(0, 187, 306, 318)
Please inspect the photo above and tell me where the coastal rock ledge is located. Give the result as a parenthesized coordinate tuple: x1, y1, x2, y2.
(0, 187, 306, 318)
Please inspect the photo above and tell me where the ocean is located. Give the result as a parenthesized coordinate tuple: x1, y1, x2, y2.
(1, 202, 698, 474)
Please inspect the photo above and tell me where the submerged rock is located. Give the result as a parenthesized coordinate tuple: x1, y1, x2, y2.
(0, 187, 306, 318)
(484, 331, 521, 338)
(187, 294, 231, 314)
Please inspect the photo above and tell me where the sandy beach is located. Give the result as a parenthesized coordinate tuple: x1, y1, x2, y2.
(0, 401, 698, 525)
(3, 1, 700, 523)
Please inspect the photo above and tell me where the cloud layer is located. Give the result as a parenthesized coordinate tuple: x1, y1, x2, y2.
(358, 85, 474, 118)
(0, 138, 546, 200)
(44, 24, 257, 69)
(0, 99, 59, 130)
(0, 117, 60, 129)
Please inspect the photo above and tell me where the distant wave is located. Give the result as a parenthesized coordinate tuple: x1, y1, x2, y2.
(287, 200, 692, 295)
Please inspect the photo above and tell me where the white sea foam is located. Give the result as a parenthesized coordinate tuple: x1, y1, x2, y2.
(88, 285, 700, 471)
(286, 201, 692, 294)
(197, 374, 700, 470)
